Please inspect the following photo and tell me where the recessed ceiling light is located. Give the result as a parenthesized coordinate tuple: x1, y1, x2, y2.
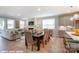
(17, 14, 21, 16)
(74, 14, 78, 17)
(34, 16, 38, 18)
(70, 17, 73, 21)
(37, 8, 41, 11)
(22, 18, 27, 20)
(34, 16, 37, 17)
(73, 14, 79, 19)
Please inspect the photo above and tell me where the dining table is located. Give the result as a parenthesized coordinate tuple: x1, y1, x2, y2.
(32, 31, 44, 51)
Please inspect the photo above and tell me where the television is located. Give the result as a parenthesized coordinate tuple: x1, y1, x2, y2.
(28, 21, 34, 25)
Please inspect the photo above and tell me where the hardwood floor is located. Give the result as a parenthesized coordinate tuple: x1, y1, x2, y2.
(0, 35, 66, 53)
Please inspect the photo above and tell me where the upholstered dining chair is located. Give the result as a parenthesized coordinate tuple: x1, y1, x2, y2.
(40, 29, 50, 48)
(49, 29, 53, 37)
(25, 30, 37, 51)
(58, 30, 65, 38)
(44, 29, 50, 42)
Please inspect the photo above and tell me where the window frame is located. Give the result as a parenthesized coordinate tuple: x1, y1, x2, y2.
(7, 19, 15, 29)
(19, 20, 25, 29)
(0, 18, 5, 30)
(42, 19, 55, 29)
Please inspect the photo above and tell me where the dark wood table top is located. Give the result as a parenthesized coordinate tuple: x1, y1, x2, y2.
(32, 32, 44, 37)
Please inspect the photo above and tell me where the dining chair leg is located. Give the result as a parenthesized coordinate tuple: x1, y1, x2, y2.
(26, 46, 28, 49)
(25, 39, 28, 48)
(31, 44, 33, 51)
(41, 41, 44, 48)
(37, 40, 40, 51)
(25, 43, 28, 49)
(48, 37, 50, 42)
(45, 40, 47, 45)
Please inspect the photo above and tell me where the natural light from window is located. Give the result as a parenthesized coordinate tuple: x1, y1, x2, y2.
(20, 20, 25, 29)
(0, 18, 4, 30)
(42, 19, 55, 29)
(7, 19, 15, 29)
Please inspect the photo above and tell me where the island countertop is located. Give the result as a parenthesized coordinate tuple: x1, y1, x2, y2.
(65, 31, 79, 41)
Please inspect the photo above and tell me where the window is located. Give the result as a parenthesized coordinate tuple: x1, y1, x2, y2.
(0, 18, 4, 30)
(7, 19, 15, 29)
(20, 20, 25, 29)
(42, 19, 55, 29)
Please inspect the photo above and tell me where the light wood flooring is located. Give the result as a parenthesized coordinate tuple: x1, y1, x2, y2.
(0, 36, 66, 53)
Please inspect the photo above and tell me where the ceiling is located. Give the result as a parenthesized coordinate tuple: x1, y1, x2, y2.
(0, 6, 79, 19)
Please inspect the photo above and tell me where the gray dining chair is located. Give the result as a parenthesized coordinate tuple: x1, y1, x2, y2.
(44, 29, 50, 42)
(58, 30, 65, 38)
(25, 30, 37, 51)
(41, 29, 50, 48)
(49, 29, 53, 37)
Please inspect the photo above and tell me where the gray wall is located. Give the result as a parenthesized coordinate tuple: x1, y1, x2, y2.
(58, 15, 74, 26)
